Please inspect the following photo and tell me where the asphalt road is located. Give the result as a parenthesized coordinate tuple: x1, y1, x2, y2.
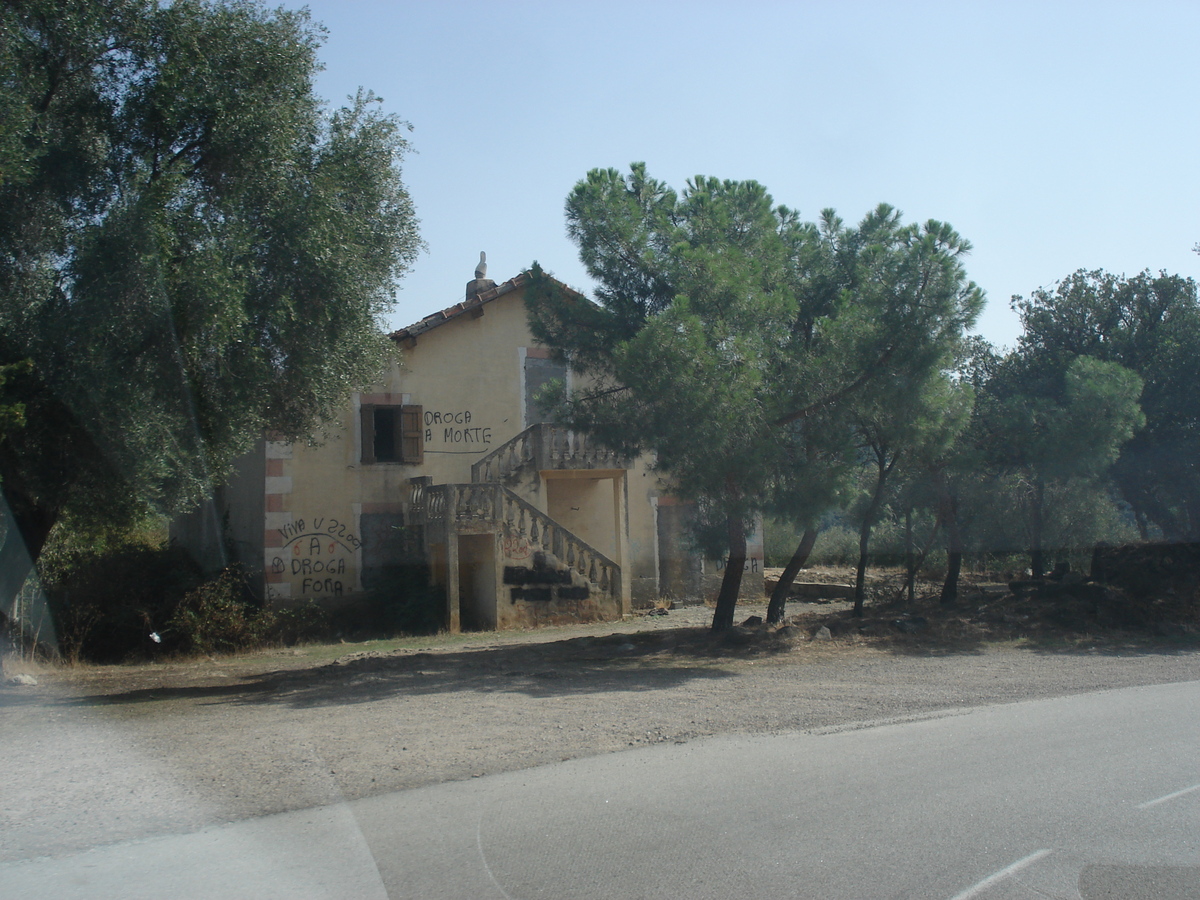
(3, 680, 1198, 899)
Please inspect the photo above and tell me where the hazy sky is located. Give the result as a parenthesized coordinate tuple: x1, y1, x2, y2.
(288, 0, 1199, 348)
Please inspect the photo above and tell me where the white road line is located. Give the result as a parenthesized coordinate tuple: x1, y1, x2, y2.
(477, 810, 517, 900)
(1138, 782, 1200, 809)
(946, 849, 1053, 900)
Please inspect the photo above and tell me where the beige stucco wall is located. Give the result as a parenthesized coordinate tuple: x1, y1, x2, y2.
(259, 283, 666, 615)
(260, 293, 529, 605)
(627, 469, 665, 605)
(703, 517, 767, 601)
(175, 277, 759, 623)
(545, 474, 617, 560)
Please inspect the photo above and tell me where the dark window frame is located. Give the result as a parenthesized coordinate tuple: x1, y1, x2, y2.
(360, 404, 423, 464)
(524, 354, 569, 428)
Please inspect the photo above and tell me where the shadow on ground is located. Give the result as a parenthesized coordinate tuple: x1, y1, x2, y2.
(784, 582, 1200, 660)
(15, 577, 1200, 713)
(60, 628, 751, 710)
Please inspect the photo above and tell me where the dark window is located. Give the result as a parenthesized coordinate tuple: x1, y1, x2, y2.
(360, 512, 409, 590)
(374, 408, 397, 461)
(524, 355, 568, 427)
(361, 404, 423, 464)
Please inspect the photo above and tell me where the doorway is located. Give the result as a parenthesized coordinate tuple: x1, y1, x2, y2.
(458, 533, 497, 630)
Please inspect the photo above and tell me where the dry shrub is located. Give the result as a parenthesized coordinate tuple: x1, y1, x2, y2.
(166, 567, 273, 656)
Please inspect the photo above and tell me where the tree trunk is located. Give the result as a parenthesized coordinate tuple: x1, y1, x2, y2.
(853, 517, 872, 617)
(939, 490, 963, 606)
(904, 508, 915, 606)
(893, 516, 942, 605)
(854, 452, 894, 618)
(765, 527, 818, 624)
(1133, 506, 1149, 542)
(1186, 496, 1200, 543)
(710, 515, 746, 632)
(1030, 477, 1045, 580)
(0, 483, 57, 621)
(941, 550, 963, 605)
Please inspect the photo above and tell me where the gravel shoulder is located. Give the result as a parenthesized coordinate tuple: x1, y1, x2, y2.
(4, 597, 1200, 862)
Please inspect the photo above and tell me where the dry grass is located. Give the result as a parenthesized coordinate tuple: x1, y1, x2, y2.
(1, 650, 52, 679)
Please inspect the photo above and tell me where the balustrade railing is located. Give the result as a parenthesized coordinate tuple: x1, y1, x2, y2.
(471, 423, 629, 483)
(540, 424, 626, 470)
(471, 427, 536, 483)
(409, 479, 618, 596)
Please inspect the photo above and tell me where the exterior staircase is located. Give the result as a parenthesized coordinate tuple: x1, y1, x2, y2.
(408, 424, 629, 630)
(409, 479, 620, 597)
(471, 423, 630, 483)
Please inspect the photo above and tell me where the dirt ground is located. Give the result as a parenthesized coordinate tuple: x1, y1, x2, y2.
(4, 569, 1200, 862)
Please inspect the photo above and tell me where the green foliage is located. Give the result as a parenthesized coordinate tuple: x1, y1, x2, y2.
(527, 166, 815, 626)
(42, 536, 204, 662)
(767, 522, 877, 569)
(0, 0, 421, 588)
(775, 481, 1139, 576)
(530, 164, 979, 561)
(269, 600, 331, 645)
(971, 475, 1140, 558)
(1037, 482, 1141, 558)
(769, 516, 949, 571)
(833, 270, 1194, 597)
(528, 165, 983, 626)
(530, 166, 802, 523)
(763, 518, 802, 567)
(983, 354, 1144, 483)
(850, 372, 974, 523)
(43, 532, 341, 660)
(809, 526, 865, 567)
(1013, 270, 1200, 540)
(167, 567, 272, 656)
(0, 359, 30, 444)
(974, 327, 1144, 576)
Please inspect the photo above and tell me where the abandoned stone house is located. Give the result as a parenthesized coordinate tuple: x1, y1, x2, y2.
(172, 262, 763, 631)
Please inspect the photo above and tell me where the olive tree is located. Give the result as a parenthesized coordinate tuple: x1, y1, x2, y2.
(0, 0, 421, 611)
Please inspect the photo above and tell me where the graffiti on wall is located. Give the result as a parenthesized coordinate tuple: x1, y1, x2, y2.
(501, 533, 532, 561)
(423, 409, 492, 447)
(714, 557, 761, 573)
(271, 516, 361, 598)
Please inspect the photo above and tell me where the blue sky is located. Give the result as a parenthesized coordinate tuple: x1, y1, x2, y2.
(289, 1, 1199, 349)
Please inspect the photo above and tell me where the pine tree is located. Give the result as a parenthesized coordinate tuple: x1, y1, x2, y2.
(528, 166, 982, 628)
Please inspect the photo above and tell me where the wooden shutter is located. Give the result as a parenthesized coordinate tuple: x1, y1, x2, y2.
(360, 404, 376, 463)
(400, 405, 424, 464)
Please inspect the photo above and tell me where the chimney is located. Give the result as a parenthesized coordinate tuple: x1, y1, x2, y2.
(466, 251, 496, 299)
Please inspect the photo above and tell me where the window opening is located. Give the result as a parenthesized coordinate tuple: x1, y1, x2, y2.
(374, 408, 398, 461)
(361, 404, 423, 464)
(524, 355, 568, 428)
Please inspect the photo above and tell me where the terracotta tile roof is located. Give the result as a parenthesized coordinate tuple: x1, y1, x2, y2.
(388, 270, 586, 344)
